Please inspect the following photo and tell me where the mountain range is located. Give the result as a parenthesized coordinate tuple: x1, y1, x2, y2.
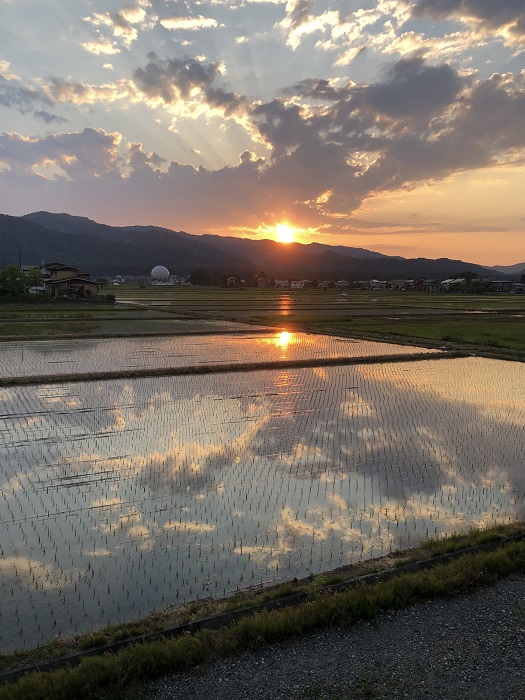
(0, 211, 521, 281)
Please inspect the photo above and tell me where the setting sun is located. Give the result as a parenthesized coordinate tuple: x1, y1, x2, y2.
(275, 224, 295, 244)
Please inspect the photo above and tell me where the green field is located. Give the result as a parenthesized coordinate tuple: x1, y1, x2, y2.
(1, 289, 523, 352)
(114, 286, 524, 352)
(0, 304, 186, 337)
(113, 285, 525, 311)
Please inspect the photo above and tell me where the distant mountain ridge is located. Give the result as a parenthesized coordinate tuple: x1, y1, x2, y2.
(489, 262, 525, 275)
(0, 211, 513, 280)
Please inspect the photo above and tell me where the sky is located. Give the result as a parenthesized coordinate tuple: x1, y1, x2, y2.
(0, 0, 524, 265)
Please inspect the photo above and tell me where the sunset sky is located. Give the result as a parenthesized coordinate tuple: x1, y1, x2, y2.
(1, 1, 524, 264)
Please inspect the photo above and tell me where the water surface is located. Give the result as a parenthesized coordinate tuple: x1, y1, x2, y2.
(0, 357, 522, 651)
(0, 332, 436, 378)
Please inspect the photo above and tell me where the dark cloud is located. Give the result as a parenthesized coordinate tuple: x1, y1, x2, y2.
(252, 57, 524, 217)
(0, 77, 53, 114)
(127, 142, 165, 172)
(133, 53, 217, 101)
(283, 78, 341, 102)
(1, 56, 524, 233)
(356, 58, 465, 122)
(132, 53, 245, 115)
(288, 58, 464, 127)
(0, 128, 121, 177)
(110, 11, 134, 34)
(33, 110, 68, 125)
(251, 99, 316, 159)
(411, 0, 525, 39)
(285, 0, 316, 30)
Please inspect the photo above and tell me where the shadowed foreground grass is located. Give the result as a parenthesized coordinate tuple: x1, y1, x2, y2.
(1, 525, 524, 700)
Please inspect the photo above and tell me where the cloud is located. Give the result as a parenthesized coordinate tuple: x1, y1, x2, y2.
(0, 63, 58, 119)
(81, 37, 120, 55)
(0, 77, 52, 113)
(278, 1, 340, 50)
(293, 1, 410, 58)
(253, 56, 525, 220)
(160, 15, 218, 31)
(0, 128, 122, 178)
(0, 59, 18, 81)
(283, 0, 316, 30)
(132, 53, 246, 117)
(133, 54, 221, 101)
(354, 57, 465, 122)
(411, 0, 525, 42)
(33, 110, 68, 125)
(383, 29, 478, 60)
(1, 57, 524, 236)
(44, 78, 135, 105)
(83, 2, 155, 50)
(333, 45, 366, 67)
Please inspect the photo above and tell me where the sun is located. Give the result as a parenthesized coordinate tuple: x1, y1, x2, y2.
(275, 224, 295, 244)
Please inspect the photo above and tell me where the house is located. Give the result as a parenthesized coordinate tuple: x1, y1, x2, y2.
(390, 279, 414, 290)
(334, 280, 350, 289)
(440, 278, 466, 291)
(290, 280, 305, 289)
(483, 279, 513, 293)
(422, 279, 441, 292)
(42, 262, 99, 298)
(369, 279, 387, 290)
(274, 279, 289, 288)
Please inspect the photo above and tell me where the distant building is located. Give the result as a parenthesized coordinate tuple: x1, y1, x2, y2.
(150, 265, 171, 284)
(290, 280, 305, 289)
(274, 279, 289, 288)
(42, 262, 99, 298)
(390, 279, 413, 290)
(440, 278, 466, 290)
(483, 279, 513, 293)
(369, 279, 387, 289)
(422, 279, 441, 292)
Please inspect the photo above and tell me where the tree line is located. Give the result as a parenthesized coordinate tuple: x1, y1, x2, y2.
(0, 266, 43, 297)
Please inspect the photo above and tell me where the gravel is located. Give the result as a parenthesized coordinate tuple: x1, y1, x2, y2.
(140, 574, 525, 700)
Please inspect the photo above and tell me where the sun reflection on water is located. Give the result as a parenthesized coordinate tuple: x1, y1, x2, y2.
(278, 295, 292, 316)
(276, 331, 291, 349)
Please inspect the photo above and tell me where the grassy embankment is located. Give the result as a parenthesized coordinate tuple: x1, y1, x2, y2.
(1, 523, 524, 700)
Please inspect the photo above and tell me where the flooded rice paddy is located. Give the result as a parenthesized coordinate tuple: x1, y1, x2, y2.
(0, 332, 437, 379)
(0, 352, 523, 652)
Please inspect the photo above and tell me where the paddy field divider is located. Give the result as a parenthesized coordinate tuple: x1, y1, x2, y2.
(0, 350, 466, 387)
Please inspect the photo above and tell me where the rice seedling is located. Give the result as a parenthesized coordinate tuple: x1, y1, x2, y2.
(0, 332, 437, 380)
(0, 351, 522, 654)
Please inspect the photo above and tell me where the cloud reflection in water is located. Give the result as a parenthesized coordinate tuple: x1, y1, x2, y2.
(0, 357, 522, 651)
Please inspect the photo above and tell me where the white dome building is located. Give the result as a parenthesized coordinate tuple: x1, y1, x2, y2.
(150, 265, 170, 281)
